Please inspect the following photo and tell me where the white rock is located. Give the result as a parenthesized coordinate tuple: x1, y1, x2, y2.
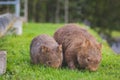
(0, 51, 7, 75)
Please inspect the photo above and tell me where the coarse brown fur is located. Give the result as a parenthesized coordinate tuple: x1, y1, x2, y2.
(54, 24, 102, 71)
(30, 34, 63, 68)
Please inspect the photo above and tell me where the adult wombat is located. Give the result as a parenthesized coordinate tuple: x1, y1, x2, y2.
(54, 24, 102, 71)
(30, 34, 63, 68)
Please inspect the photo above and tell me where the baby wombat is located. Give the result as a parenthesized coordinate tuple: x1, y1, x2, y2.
(30, 34, 63, 68)
(54, 24, 102, 71)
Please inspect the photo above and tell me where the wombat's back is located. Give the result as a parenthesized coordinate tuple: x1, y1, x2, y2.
(54, 24, 97, 52)
(31, 34, 60, 55)
(31, 34, 58, 50)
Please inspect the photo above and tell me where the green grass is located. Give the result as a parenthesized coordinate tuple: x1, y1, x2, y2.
(0, 23, 120, 80)
(112, 30, 120, 37)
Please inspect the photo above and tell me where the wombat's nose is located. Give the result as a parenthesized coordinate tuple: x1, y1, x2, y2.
(90, 67, 98, 71)
(86, 66, 98, 71)
(55, 59, 61, 68)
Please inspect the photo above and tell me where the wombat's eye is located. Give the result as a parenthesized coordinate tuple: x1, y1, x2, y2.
(86, 58, 90, 62)
(47, 61, 51, 65)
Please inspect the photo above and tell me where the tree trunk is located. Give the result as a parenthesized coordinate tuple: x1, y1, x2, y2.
(64, 0, 69, 23)
(32, 0, 38, 22)
(55, 0, 60, 23)
(24, 0, 28, 22)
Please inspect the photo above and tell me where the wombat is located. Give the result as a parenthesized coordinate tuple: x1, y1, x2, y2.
(30, 34, 63, 68)
(54, 24, 102, 71)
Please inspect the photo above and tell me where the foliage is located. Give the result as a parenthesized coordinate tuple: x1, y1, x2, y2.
(82, 0, 120, 33)
(1, 0, 120, 33)
(0, 23, 120, 80)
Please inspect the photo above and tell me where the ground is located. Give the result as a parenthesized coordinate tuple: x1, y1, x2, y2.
(0, 23, 120, 80)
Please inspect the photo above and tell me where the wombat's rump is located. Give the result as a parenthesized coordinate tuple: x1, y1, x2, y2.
(30, 34, 63, 68)
(54, 24, 102, 71)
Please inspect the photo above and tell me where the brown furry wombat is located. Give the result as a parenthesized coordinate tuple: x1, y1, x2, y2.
(30, 34, 63, 68)
(54, 24, 102, 71)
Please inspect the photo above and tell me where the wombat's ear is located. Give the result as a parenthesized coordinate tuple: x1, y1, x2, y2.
(81, 40, 89, 47)
(58, 44, 62, 52)
(41, 46, 50, 53)
(97, 43, 102, 49)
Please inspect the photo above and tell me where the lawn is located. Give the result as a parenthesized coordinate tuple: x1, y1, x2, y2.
(112, 31, 120, 38)
(0, 23, 120, 80)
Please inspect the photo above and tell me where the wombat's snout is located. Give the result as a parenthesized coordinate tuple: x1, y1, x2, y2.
(50, 59, 61, 68)
(89, 67, 98, 71)
(86, 66, 98, 71)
